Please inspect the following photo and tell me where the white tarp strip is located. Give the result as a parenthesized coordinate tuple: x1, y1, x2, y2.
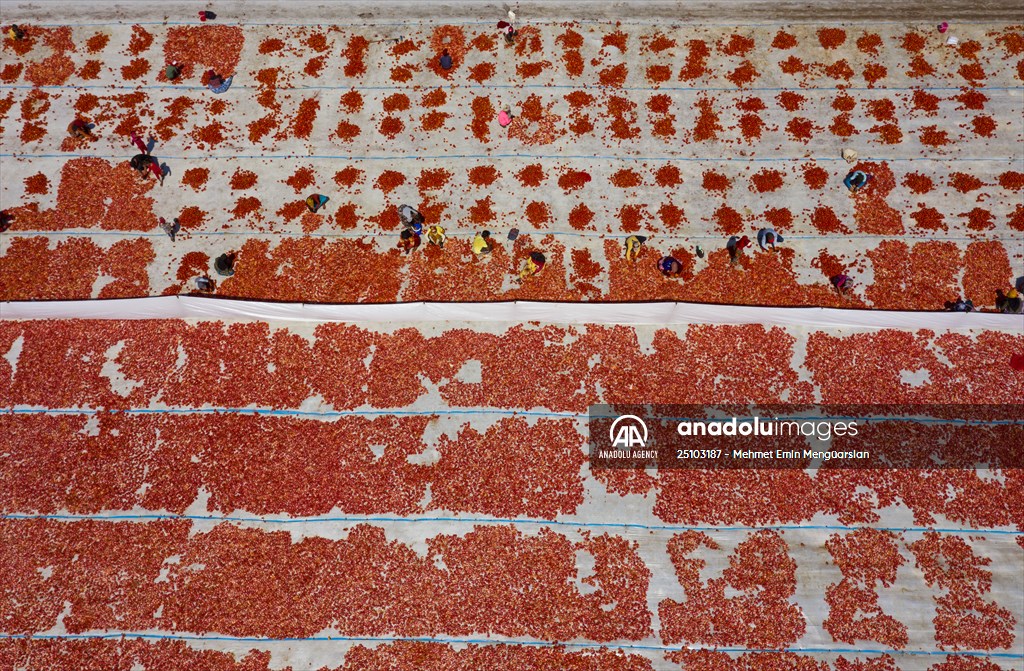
(1, 297, 1022, 330)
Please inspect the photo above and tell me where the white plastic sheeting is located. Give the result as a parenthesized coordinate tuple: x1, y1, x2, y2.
(2, 297, 1022, 330)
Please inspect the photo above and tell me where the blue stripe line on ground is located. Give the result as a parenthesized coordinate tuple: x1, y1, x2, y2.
(22, 19, 1019, 27)
(2, 83, 1022, 92)
(2, 512, 1021, 537)
(0, 633, 1019, 658)
(6, 230, 1021, 242)
(2, 153, 1019, 162)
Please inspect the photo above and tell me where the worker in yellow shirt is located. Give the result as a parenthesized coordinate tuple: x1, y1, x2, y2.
(426, 224, 446, 248)
(518, 251, 546, 281)
(472, 230, 492, 257)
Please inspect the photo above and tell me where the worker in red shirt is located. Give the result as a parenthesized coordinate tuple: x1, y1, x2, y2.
(727, 235, 751, 267)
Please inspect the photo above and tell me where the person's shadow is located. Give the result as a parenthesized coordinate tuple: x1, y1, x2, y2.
(146, 136, 157, 153)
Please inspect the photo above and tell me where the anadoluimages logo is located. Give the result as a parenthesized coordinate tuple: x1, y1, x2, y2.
(609, 414, 648, 448)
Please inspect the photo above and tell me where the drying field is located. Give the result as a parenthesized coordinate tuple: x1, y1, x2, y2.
(0, 6, 1022, 671)
(0, 19, 1022, 305)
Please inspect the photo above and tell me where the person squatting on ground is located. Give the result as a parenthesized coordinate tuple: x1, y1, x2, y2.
(996, 288, 1023, 314)
(214, 251, 237, 276)
(945, 297, 974, 312)
(398, 204, 424, 232)
(305, 194, 329, 213)
(658, 256, 683, 278)
(439, 49, 453, 70)
(844, 170, 871, 192)
(399, 228, 421, 254)
(757, 228, 783, 251)
(159, 217, 180, 241)
(727, 235, 751, 267)
(6, 24, 25, 41)
(519, 251, 546, 281)
(473, 230, 493, 257)
(498, 19, 516, 44)
(426, 224, 446, 248)
(831, 273, 854, 297)
(625, 235, 647, 262)
(195, 275, 216, 292)
(498, 107, 513, 128)
(0, 210, 13, 233)
(165, 61, 181, 81)
(67, 118, 93, 140)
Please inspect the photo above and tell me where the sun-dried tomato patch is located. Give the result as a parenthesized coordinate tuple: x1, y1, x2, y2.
(304, 56, 326, 77)
(469, 96, 494, 143)
(334, 167, 363, 188)
(525, 201, 552, 225)
(515, 164, 546, 188)
(618, 204, 647, 232)
(702, 171, 731, 193)
(825, 60, 854, 81)
(468, 166, 499, 187)
(558, 170, 591, 192)
(285, 167, 317, 194)
(86, 33, 109, 53)
(726, 61, 758, 87)
(862, 63, 887, 86)
(259, 38, 283, 53)
(468, 197, 495, 224)
(128, 26, 154, 55)
(176, 251, 210, 281)
(910, 205, 946, 231)
(417, 169, 451, 192)
(712, 205, 743, 234)
(375, 170, 406, 195)
(903, 172, 933, 194)
(336, 121, 360, 141)
(337, 90, 362, 114)
(750, 169, 784, 193)
(818, 28, 847, 49)
(786, 117, 817, 142)
(176, 206, 205, 229)
(901, 32, 926, 52)
(679, 40, 711, 80)
(772, 31, 797, 49)
(421, 111, 448, 131)
(231, 196, 262, 220)
(871, 123, 903, 144)
(949, 173, 984, 193)
(960, 207, 994, 230)
(182, 167, 209, 191)
(955, 88, 988, 110)
(380, 117, 404, 138)
(1, 63, 23, 82)
(383, 93, 411, 113)
(569, 204, 595, 230)
(164, 25, 244, 78)
(720, 34, 754, 56)
(856, 33, 883, 55)
(907, 54, 935, 78)
(611, 169, 643, 188)
(763, 207, 793, 229)
(469, 62, 495, 83)
(810, 206, 849, 234)
(692, 97, 721, 142)
(655, 165, 682, 188)
(25, 54, 76, 86)
(997, 171, 1024, 190)
(970, 115, 996, 137)
(343, 35, 370, 77)
(599, 63, 628, 87)
(919, 125, 950, 146)
(24, 173, 49, 194)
